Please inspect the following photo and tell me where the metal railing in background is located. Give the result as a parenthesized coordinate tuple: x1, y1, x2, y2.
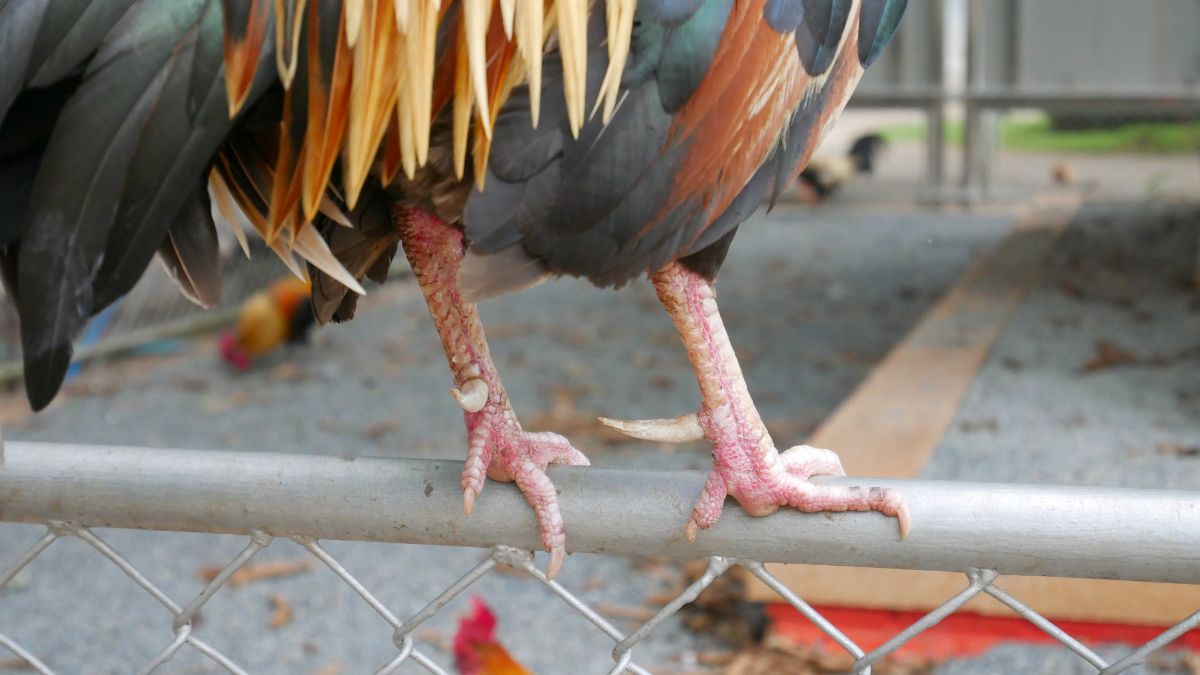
(1, 442, 1198, 674)
(850, 0, 1200, 201)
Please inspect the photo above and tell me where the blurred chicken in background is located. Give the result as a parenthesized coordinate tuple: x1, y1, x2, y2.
(797, 133, 888, 204)
(218, 276, 315, 370)
(454, 598, 531, 675)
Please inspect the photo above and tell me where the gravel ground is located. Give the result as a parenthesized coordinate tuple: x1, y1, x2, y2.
(1, 143, 1198, 672)
(924, 199, 1200, 490)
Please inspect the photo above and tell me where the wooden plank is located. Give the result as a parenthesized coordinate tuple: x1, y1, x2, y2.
(808, 196, 1079, 477)
(740, 196, 1200, 627)
(746, 566, 1200, 627)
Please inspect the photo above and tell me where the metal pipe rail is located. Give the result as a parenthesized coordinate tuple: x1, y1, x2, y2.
(1, 441, 1198, 584)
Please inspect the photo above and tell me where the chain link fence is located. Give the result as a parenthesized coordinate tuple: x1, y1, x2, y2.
(1, 442, 1198, 674)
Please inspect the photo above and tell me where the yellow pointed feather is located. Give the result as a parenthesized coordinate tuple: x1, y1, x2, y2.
(273, 0, 308, 89)
(556, 0, 586, 137)
(393, 0, 410, 32)
(208, 171, 252, 258)
(592, 0, 634, 123)
(462, 0, 494, 139)
(499, 0, 516, 38)
(452, 19, 473, 179)
(345, 0, 365, 47)
(225, 0, 642, 234)
(395, 64, 419, 179)
(515, 0, 545, 127)
(408, 0, 439, 166)
(343, 1, 401, 208)
(294, 222, 367, 295)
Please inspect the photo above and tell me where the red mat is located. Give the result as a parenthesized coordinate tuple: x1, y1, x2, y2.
(767, 603, 1200, 660)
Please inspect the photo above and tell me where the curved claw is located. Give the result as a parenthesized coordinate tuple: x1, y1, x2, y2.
(463, 487, 477, 516)
(896, 501, 911, 540)
(684, 518, 699, 543)
(598, 413, 704, 443)
(547, 546, 564, 580)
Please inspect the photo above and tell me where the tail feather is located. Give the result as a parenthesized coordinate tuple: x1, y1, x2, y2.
(157, 191, 223, 310)
(12, 0, 275, 409)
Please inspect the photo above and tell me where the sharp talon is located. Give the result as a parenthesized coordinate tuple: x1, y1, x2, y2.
(451, 378, 488, 413)
(463, 488, 476, 516)
(896, 502, 911, 540)
(684, 518, 699, 543)
(547, 546, 564, 580)
(598, 413, 704, 443)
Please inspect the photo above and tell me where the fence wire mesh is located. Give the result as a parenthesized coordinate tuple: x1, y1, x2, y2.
(2, 516, 1198, 674)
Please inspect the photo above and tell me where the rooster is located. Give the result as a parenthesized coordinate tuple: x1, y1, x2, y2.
(797, 132, 887, 203)
(218, 275, 316, 370)
(0, 0, 910, 577)
(454, 598, 530, 675)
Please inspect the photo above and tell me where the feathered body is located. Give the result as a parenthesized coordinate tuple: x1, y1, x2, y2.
(1, 0, 910, 572)
(1, 0, 905, 408)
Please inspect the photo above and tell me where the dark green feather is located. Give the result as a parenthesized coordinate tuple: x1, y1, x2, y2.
(156, 190, 222, 309)
(25, 1, 137, 88)
(858, 0, 907, 66)
(92, 0, 273, 311)
(656, 0, 732, 112)
(17, 0, 210, 409)
(0, 0, 50, 127)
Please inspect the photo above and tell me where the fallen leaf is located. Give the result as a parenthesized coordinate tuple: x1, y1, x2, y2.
(197, 559, 317, 587)
(202, 390, 261, 415)
(0, 658, 35, 671)
(650, 375, 674, 390)
(695, 650, 736, 666)
(594, 602, 657, 622)
(958, 418, 999, 433)
(1158, 442, 1200, 458)
(484, 323, 527, 339)
(171, 377, 210, 392)
(1001, 356, 1024, 371)
(361, 420, 399, 441)
(267, 363, 309, 382)
(1081, 341, 1140, 373)
(1057, 279, 1085, 299)
(269, 593, 294, 629)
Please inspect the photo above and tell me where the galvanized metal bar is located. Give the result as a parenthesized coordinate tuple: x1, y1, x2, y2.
(2, 442, 1200, 584)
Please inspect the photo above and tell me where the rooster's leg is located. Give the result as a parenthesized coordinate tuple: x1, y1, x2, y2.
(638, 262, 909, 540)
(397, 208, 589, 577)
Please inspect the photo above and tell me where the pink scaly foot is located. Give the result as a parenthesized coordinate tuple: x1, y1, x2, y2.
(605, 263, 909, 541)
(398, 208, 589, 578)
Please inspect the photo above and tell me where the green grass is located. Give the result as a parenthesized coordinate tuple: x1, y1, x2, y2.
(879, 115, 1200, 155)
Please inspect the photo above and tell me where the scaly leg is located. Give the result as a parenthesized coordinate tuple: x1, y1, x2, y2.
(608, 262, 909, 540)
(397, 208, 589, 577)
